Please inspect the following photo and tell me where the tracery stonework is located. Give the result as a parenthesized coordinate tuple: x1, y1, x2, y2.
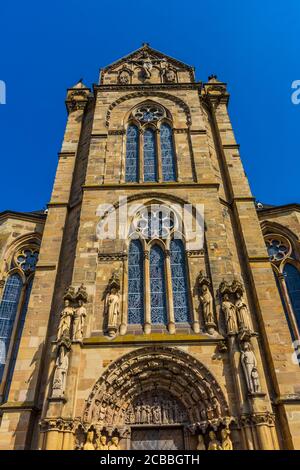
(1, 44, 300, 451)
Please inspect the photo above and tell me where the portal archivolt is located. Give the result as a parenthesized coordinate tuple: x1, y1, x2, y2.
(84, 346, 230, 432)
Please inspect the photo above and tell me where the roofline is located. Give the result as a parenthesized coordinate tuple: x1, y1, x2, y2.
(101, 44, 194, 73)
(257, 203, 300, 217)
(0, 210, 47, 224)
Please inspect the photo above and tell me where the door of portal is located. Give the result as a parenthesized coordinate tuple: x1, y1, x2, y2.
(131, 427, 184, 450)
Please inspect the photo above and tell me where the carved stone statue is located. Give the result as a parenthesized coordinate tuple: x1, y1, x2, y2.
(222, 294, 237, 335)
(108, 436, 120, 450)
(212, 396, 222, 418)
(208, 430, 222, 450)
(91, 399, 100, 423)
(57, 299, 73, 340)
(221, 428, 233, 450)
(198, 272, 216, 334)
(96, 434, 108, 450)
(51, 344, 69, 398)
(83, 430, 95, 450)
(235, 292, 252, 332)
(107, 288, 120, 337)
(200, 284, 214, 324)
(72, 299, 87, 341)
(141, 53, 153, 78)
(196, 434, 206, 450)
(240, 341, 261, 393)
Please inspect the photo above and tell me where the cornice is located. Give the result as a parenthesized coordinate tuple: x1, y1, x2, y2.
(257, 203, 300, 218)
(93, 83, 201, 93)
(0, 210, 46, 224)
(83, 182, 220, 191)
(83, 331, 225, 346)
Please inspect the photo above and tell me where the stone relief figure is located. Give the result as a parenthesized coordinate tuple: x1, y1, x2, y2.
(108, 436, 121, 450)
(51, 343, 69, 398)
(196, 434, 206, 451)
(57, 299, 73, 340)
(240, 341, 261, 394)
(91, 399, 100, 423)
(208, 430, 222, 450)
(235, 292, 252, 333)
(83, 430, 95, 450)
(118, 70, 130, 84)
(221, 294, 237, 335)
(212, 396, 222, 418)
(221, 428, 233, 450)
(72, 299, 87, 341)
(165, 68, 176, 83)
(96, 434, 108, 450)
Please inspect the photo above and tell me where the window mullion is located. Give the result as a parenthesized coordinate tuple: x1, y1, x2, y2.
(144, 250, 151, 334)
(165, 250, 175, 334)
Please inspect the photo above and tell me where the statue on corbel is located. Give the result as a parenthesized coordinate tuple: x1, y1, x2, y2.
(219, 279, 254, 338)
(50, 284, 88, 399)
(197, 271, 217, 335)
(104, 271, 121, 338)
(239, 339, 262, 395)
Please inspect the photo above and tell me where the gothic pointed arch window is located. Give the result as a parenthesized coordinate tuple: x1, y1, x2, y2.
(150, 244, 168, 324)
(264, 232, 300, 346)
(125, 103, 178, 183)
(127, 204, 193, 333)
(125, 125, 139, 182)
(143, 128, 157, 182)
(160, 123, 176, 182)
(283, 263, 300, 331)
(0, 274, 23, 383)
(170, 239, 190, 323)
(0, 244, 39, 397)
(127, 239, 144, 325)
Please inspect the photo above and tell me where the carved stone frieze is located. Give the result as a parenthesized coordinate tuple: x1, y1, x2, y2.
(83, 346, 231, 431)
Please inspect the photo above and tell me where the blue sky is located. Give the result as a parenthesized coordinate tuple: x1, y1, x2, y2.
(1, 0, 299, 212)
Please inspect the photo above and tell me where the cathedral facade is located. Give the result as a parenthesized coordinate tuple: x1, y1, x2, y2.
(1, 45, 300, 450)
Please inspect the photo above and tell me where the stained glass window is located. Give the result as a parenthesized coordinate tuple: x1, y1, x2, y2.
(143, 128, 157, 182)
(265, 238, 289, 262)
(4, 278, 33, 399)
(0, 274, 23, 382)
(160, 123, 176, 182)
(128, 240, 144, 324)
(284, 263, 300, 330)
(16, 249, 39, 274)
(150, 245, 168, 324)
(134, 105, 164, 123)
(170, 239, 190, 322)
(125, 125, 139, 182)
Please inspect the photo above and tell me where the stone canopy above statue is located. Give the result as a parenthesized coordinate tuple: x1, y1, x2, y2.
(99, 44, 195, 85)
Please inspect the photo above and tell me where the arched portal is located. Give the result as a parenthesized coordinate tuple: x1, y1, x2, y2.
(83, 346, 231, 449)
